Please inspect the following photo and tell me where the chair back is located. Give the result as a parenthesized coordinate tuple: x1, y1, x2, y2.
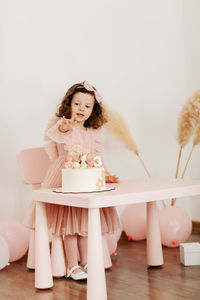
(18, 147, 51, 188)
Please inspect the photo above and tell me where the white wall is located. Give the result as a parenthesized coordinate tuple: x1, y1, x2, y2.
(183, 0, 200, 221)
(0, 0, 200, 221)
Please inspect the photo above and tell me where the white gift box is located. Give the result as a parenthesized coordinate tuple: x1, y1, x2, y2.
(180, 242, 200, 266)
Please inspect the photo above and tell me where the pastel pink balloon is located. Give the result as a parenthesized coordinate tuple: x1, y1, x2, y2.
(0, 219, 29, 262)
(122, 203, 147, 241)
(105, 233, 117, 255)
(159, 207, 192, 248)
(0, 235, 10, 270)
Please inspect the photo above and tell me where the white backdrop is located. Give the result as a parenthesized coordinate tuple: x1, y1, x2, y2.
(0, 0, 200, 221)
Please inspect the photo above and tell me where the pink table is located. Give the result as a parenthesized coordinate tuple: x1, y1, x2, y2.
(32, 178, 200, 300)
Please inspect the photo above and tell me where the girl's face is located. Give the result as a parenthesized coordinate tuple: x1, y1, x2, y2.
(71, 92, 95, 124)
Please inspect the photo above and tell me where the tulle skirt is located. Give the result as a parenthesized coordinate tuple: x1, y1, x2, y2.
(24, 156, 120, 236)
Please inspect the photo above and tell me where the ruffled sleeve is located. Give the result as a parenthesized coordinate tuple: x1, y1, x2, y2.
(44, 117, 72, 161)
(93, 127, 105, 155)
(45, 118, 73, 144)
(44, 117, 59, 161)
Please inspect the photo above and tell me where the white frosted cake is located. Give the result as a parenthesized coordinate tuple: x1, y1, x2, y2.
(62, 145, 106, 192)
(62, 167, 105, 192)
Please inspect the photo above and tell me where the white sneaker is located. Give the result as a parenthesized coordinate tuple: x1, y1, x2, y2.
(82, 264, 88, 272)
(66, 265, 87, 281)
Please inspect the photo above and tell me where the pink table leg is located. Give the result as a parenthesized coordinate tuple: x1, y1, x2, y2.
(35, 202, 53, 289)
(87, 208, 107, 300)
(51, 234, 67, 277)
(27, 229, 35, 269)
(146, 201, 163, 266)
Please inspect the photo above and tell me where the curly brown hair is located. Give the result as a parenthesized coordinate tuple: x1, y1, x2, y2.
(56, 83, 107, 129)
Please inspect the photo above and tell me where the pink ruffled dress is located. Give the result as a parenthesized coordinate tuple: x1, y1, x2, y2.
(24, 117, 120, 236)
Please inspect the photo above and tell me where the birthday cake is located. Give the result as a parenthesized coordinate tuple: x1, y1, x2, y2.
(62, 145, 106, 192)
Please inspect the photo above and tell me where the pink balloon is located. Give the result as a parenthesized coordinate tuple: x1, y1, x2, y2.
(159, 207, 192, 248)
(0, 219, 29, 262)
(122, 203, 147, 241)
(105, 234, 117, 255)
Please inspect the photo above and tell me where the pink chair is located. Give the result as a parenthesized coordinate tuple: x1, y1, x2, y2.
(18, 147, 67, 277)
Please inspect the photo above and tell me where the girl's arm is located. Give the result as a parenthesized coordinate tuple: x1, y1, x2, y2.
(58, 115, 77, 132)
(44, 118, 59, 161)
(44, 140, 58, 162)
(44, 116, 75, 160)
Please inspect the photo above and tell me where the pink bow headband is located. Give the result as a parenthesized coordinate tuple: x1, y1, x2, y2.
(81, 80, 103, 103)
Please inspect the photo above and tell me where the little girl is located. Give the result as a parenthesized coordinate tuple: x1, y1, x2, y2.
(25, 80, 120, 280)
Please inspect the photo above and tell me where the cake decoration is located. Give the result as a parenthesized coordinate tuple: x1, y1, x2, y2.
(96, 170, 106, 190)
(64, 144, 103, 169)
(62, 144, 106, 192)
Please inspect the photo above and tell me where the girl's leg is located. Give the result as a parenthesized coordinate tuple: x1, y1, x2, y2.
(78, 234, 112, 269)
(64, 234, 81, 274)
(78, 235, 88, 267)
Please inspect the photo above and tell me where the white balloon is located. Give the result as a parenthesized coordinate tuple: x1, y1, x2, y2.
(0, 235, 10, 270)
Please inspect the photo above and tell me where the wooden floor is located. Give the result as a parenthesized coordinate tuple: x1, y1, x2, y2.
(0, 234, 200, 300)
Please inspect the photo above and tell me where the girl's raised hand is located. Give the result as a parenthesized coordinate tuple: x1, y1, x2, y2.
(59, 115, 77, 132)
(106, 174, 120, 183)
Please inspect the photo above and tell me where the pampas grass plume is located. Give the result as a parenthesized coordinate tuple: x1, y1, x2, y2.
(172, 91, 200, 206)
(178, 92, 200, 172)
(104, 105, 139, 155)
(177, 90, 200, 147)
(193, 123, 200, 146)
(103, 104, 165, 206)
